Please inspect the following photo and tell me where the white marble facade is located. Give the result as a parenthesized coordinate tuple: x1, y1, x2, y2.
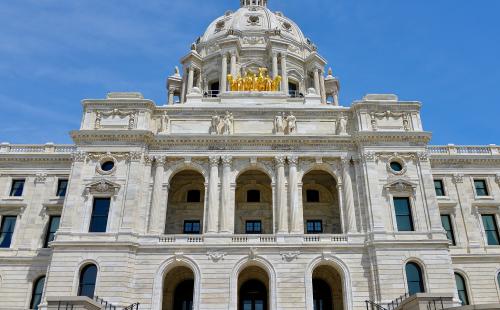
(1, 1, 500, 310)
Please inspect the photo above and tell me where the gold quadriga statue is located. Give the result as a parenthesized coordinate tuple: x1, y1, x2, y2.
(227, 68, 282, 92)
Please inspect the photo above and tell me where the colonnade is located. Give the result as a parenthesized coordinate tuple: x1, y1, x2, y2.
(148, 156, 358, 235)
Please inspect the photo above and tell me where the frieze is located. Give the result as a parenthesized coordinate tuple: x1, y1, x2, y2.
(280, 251, 300, 262)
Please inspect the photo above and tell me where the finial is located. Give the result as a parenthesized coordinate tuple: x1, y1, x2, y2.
(326, 67, 333, 78)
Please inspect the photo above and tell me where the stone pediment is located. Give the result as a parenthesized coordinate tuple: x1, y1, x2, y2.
(84, 179, 121, 197)
(383, 178, 417, 194)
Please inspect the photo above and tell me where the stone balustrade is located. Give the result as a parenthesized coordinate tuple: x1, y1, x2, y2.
(0, 142, 76, 153)
(428, 145, 499, 156)
(158, 234, 348, 245)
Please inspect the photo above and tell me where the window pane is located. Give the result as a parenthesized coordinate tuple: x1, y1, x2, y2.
(89, 198, 110, 233)
(10, 180, 25, 196)
(474, 180, 489, 196)
(482, 215, 500, 245)
(455, 273, 469, 305)
(78, 265, 97, 298)
(44, 216, 61, 248)
(56, 180, 68, 197)
(440, 215, 456, 245)
(246, 221, 262, 234)
(0, 216, 17, 248)
(306, 220, 322, 234)
(406, 263, 424, 295)
(394, 198, 414, 231)
(434, 180, 445, 196)
(184, 221, 200, 234)
(30, 277, 46, 310)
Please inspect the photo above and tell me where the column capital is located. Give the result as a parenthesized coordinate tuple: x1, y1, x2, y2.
(229, 50, 238, 57)
(154, 156, 166, 166)
(275, 155, 286, 167)
(209, 156, 220, 167)
(220, 51, 229, 59)
(287, 155, 299, 166)
(280, 51, 288, 58)
(222, 155, 233, 166)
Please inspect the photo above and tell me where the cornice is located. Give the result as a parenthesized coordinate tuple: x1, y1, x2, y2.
(70, 130, 155, 144)
(353, 131, 432, 144)
(0, 154, 73, 162)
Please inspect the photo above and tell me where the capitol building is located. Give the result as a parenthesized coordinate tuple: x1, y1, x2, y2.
(1, 0, 500, 309)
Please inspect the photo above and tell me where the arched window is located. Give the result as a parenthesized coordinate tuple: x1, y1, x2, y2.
(455, 273, 469, 305)
(30, 276, 45, 310)
(406, 262, 424, 295)
(313, 279, 332, 310)
(239, 279, 267, 310)
(78, 264, 97, 298)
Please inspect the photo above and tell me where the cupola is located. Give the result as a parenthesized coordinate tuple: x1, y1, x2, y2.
(240, 0, 267, 7)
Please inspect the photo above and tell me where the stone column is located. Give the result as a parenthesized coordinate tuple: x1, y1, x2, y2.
(314, 68, 321, 95)
(341, 158, 357, 233)
(280, 53, 288, 94)
(187, 66, 194, 94)
(168, 88, 175, 105)
(206, 156, 220, 233)
(320, 72, 326, 104)
(275, 156, 288, 233)
(230, 51, 237, 78)
(272, 52, 279, 79)
(149, 156, 165, 234)
(180, 69, 187, 103)
(288, 156, 303, 234)
(220, 156, 233, 233)
(221, 53, 228, 93)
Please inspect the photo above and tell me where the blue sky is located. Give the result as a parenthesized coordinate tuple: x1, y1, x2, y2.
(1, 0, 499, 145)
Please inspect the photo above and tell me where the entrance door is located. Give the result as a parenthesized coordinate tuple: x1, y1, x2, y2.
(239, 280, 267, 310)
(173, 280, 194, 310)
(313, 279, 333, 310)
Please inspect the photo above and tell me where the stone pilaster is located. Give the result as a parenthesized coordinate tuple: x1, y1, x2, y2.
(275, 155, 288, 233)
(288, 156, 302, 233)
(149, 156, 166, 234)
(220, 156, 233, 233)
(280, 53, 288, 94)
(314, 68, 321, 96)
(221, 53, 228, 93)
(320, 72, 326, 104)
(272, 52, 279, 79)
(206, 156, 220, 233)
(187, 66, 194, 94)
(230, 51, 237, 77)
(341, 158, 357, 233)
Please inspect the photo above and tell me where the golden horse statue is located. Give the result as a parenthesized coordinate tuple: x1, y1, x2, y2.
(228, 68, 281, 92)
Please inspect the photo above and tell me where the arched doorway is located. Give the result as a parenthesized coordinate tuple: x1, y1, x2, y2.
(312, 265, 344, 310)
(163, 266, 194, 310)
(238, 266, 269, 310)
(235, 170, 273, 234)
(166, 170, 205, 234)
(302, 170, 341, 234)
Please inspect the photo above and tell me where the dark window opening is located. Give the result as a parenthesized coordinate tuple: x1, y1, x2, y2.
(184, 220, 201, 234)
(434, 180, 445, 197)
(474, 180, 489, 196)
(174, 279, 194, 310)
(313, 279, 332, 310)
(56, 179, 68, 197)
(306, 190, 320, 203)
(390, 161, 403, 172)
(247, 190, 261, 203)
(406, 262, 425, 295)
(394, 197, 414, 232)
(78, 264, 97, 299)
(209, 81, 220, 97)
(455, 273, 469, 306)
(0, 216, 17, 248)
(239, 279, 267, 310)
(481, 214, 500, 245)
(245, 220, 262, 234)
(10, 179, 25, 197)
(187, 190, 201, 203)
(440, 214, 456, 245)
(306, 220, 323, 234)
(89, 198, 110, 233)
(288, 82, 298, 97)
(30, 276, 46, 310)
(100, 161, 115, 172)
(44, 216, 61, 248)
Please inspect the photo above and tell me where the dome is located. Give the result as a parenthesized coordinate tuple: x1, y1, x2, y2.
(198, 3, 311, 49)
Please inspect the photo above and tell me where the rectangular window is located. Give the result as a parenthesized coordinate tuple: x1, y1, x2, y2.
(186, 190, 201, 203)
(44, 216, 61, 248)
(0, 216, 17, 248)
(306, 190, 320, 203)
(474, 180, 489, 197)
(394, 197, 414, 231)
(183, 220, 201, 234)
(434, 180, 445, 197)
(481, 214, 500, 245)
(56, 179, 68, 197)
(245, 220, 262, 234)
(306, 220, 323, 234)
(9, 179, 25, 197)
(89, 198, 111, 233)
(440, 214, 456, 245)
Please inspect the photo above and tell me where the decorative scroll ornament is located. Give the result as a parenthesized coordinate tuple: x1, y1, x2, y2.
(249, 247, 258, 260)
(35, 173, 47, 184)
(207, 251, 226, 262)
(370, 111, 410, 131)
(452, 174, 464, 184)
(227, 68, 281, 92)
(280, 251, 300, 262)
(72, 151, 87, 162)
(94, 109, 137, 130)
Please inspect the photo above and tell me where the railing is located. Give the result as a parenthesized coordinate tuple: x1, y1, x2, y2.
(386, 293, 410, 310)
(365, 300, 387, 310)
(123, 303, 140, 310)
(303, 234, 348, 243)
(426, 297, 445, 310)
(428, 145, 499, 156)
(288, 90, 304, 98)
(0, 143, 76, 154)
(203, 90, 220, 98)
(94, 296, 117, 310)
(159, 235, 204, 243)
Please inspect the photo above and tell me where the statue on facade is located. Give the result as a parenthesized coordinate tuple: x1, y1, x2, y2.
(285, 112, 296, 134)
(222, 111, 234, 135)
(159, 112, 170, 134)
(211, 115, 221, 135)
(337, 114, 348, 135)
(227, 68, 281, 92)
(274, 113, 285, 134)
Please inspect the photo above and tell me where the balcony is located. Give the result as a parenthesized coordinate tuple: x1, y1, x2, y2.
(428, 145, 500, 156)
(157, 234, 349, 245)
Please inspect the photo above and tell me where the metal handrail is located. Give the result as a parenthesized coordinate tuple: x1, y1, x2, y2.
(123, 303, 140, 310)
(365, 300, 388, 310)
(288, 90, 304, 98)
(94, 296, 117, 310)
(203, 90, 220, 98)
(426, 297, 445, 310)
(386, 293, 410, 310)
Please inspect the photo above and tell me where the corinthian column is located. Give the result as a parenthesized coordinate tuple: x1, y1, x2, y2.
(272, 52, 279, 79)
(206, 156, 220, 233)
(275, 156, 288, 233)
(220, 156, 233, 233)
(280, 53, 288, 94)
(187, 66, 194, 94)
(221, 53, 228, 93)
(230, 51, 237, 77)
(288, 156, 303, 233)
(342, 158, 357, 233)
(149, 156, 165, 234)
